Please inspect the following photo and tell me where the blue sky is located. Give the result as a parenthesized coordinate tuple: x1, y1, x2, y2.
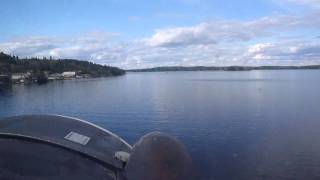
(0, 0, 279, 38)
(0, 0, 319, 69)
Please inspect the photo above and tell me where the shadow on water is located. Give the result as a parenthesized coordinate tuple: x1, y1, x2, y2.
(0, 84, 13, 96)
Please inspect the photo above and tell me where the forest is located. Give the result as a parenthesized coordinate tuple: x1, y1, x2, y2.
(0, 52, 125, 77)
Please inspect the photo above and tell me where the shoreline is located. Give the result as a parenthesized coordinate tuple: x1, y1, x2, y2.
(0, 73, 125, 86)
(127, 65, 320, 72)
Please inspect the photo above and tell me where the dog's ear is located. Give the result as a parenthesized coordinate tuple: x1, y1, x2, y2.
(125, 132, 193, 180)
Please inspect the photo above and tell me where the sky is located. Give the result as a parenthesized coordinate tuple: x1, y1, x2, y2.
(0, 0, 319, 69)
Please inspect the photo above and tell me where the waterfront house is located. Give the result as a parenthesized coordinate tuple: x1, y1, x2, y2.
(11, 73, 24, 80)
(62, 72, 76, 79)
(11, 73, 26, 83)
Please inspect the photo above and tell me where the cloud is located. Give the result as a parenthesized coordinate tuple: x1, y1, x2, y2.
(0, 36, 61, 57)
(0, 31, 119, 59)
(284, 0, 320, 8)
(246, 41, 320, 63)
(1, 33, 319, 69)
(145, 22, 257, 47)
(145, 12, 320, 47)
(1, 11, 320, 69)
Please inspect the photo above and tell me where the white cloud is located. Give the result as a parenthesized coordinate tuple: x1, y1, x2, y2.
(146, 12, 320, 47)
(1, 33, 319, 69)
(0, 36, 61, 57)
(145, 22, 257, 47)
(284, 0, 320, 8)
(246, 41, 320, 63)
(1, 11, 320, 69)
(0, 32, 119, 60)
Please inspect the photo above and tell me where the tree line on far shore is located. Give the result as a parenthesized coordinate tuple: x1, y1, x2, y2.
(0, 52, 125, 77)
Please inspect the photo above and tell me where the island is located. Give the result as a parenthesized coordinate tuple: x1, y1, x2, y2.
(127, 65, 320, 72)
(0, 52, 125, 85)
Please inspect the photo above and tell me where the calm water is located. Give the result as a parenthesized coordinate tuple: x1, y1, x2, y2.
(1, 70, 320, 179)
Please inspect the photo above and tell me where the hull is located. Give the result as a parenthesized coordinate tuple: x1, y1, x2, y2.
(0, 115, 131, 180)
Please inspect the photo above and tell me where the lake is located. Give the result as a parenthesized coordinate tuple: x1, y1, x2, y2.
(1, 70, 320, 180)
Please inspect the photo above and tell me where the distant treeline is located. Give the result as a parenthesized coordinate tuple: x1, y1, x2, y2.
(0, 52, 125, 77)
(128, 65, 320, 72)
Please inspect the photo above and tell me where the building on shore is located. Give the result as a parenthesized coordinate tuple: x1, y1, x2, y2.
(11, 73, 32, 84)
(2, 71, 91, 84)
(62, 72, 76, 79)
(11, 73, 25, 83)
